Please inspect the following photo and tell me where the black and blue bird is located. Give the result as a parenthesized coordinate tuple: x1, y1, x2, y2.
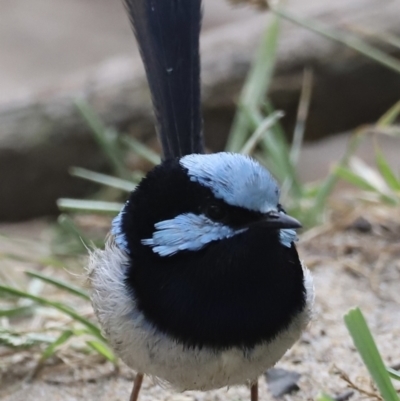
(88, 1, 314, 401)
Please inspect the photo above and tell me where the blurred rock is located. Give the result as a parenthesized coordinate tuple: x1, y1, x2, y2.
(264, 368, 301, 397)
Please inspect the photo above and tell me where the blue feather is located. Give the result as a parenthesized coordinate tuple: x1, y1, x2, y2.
(142, 213, 247, 257)
(111, 204, 129, 252)
(180, 153, 279, 213)
(279, 229, 298, 248)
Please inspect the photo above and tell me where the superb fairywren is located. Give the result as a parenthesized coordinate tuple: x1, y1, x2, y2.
(88, 1, 314, 401)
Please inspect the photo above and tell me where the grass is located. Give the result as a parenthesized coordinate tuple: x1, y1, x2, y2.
(1, 4, 400, 398)
(0, 269, 116, 371)
(344, 308, 399, 401)
(316, 308, 400, 401)
(56, 10, 400, 228)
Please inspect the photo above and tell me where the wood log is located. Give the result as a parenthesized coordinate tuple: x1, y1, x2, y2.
(1, 0, 400, 220)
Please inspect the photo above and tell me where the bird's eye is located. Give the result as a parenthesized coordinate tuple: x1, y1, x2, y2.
(207, 203, 226, 221)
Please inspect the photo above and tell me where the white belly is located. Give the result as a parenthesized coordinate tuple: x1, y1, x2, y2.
(87, 239, 314, 391)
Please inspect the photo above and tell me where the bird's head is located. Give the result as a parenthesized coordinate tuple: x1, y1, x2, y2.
(112, 152, 300, 259)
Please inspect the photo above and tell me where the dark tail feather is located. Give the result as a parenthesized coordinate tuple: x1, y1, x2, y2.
(124, 0, 204, 159)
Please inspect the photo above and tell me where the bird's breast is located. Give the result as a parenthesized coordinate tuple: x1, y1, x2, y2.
(127, 231, 307, 350)
(88, 238, 313, 390)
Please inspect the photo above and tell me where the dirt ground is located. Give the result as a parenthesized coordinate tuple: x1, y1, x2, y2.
(1, 198, 400, 401)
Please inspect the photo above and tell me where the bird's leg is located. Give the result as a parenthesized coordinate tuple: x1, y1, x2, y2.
(129, 372, 144, 401)
(250, 380, 258, 401)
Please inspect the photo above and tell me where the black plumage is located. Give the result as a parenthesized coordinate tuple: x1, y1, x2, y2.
(121, 160, 307, 350)
(124, 0, 204, 159)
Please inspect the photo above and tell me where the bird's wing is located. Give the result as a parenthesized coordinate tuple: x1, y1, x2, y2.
(124, 0, 205, 159)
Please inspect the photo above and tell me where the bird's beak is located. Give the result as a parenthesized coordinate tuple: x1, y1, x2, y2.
(257, 211, 302, 229)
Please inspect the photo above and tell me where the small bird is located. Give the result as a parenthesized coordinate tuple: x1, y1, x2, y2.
(88, 1, 314, 401)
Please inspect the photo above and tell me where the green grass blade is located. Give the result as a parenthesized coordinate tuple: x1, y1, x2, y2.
(132, 171, 145, 182)
(75, 99, 131, 180)
(344, 308, 399, 401)
(272, 7, 400, 75)
(375, 32, 400, 51)
(30, 330, 75, 379)
(264, 101, 288, 144)
(57, 199, 123, 215)
(239, 111, 284, 155)
(377, 101, 400, 127)
(375, 146, 400, 191)
(0, 306, 34, 318)
(57, 214, 91, 251)
(37, 257, 66, 269)
(25, 271, 90, 301)
(70, 167, 137, 192)
(122, 136, 161, 166)
(243, 105, 302, 197)
(335, 159, 400, 206)
(263, 101, 304, 198)
(307, 131, 365, 224)
(40, 330, 74, 361)
(354, 27, 400, 51)
(345, 157, 399, 204)
(0, 285, 103, 340)
(335, 166, 377, 191)
(387, 367, 400, 382)
(0, 329, 55, 348)
(261, 135, 303, 198)
(86, 340, 117, 363)
(226, 13, 281, 152)
(316, 393, 336, 401)
(290, 68, 313, 166)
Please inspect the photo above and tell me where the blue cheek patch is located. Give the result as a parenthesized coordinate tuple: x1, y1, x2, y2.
(142, 213, 247, 257)
(279, 229, 298, 248)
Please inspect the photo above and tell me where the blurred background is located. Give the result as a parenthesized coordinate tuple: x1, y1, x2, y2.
(1, 0, 400, 221)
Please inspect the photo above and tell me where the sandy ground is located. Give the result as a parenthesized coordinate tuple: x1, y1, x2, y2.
(1, 199, 399, 401)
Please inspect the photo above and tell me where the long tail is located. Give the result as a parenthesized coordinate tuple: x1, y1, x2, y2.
(124, 0, 204, 159)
